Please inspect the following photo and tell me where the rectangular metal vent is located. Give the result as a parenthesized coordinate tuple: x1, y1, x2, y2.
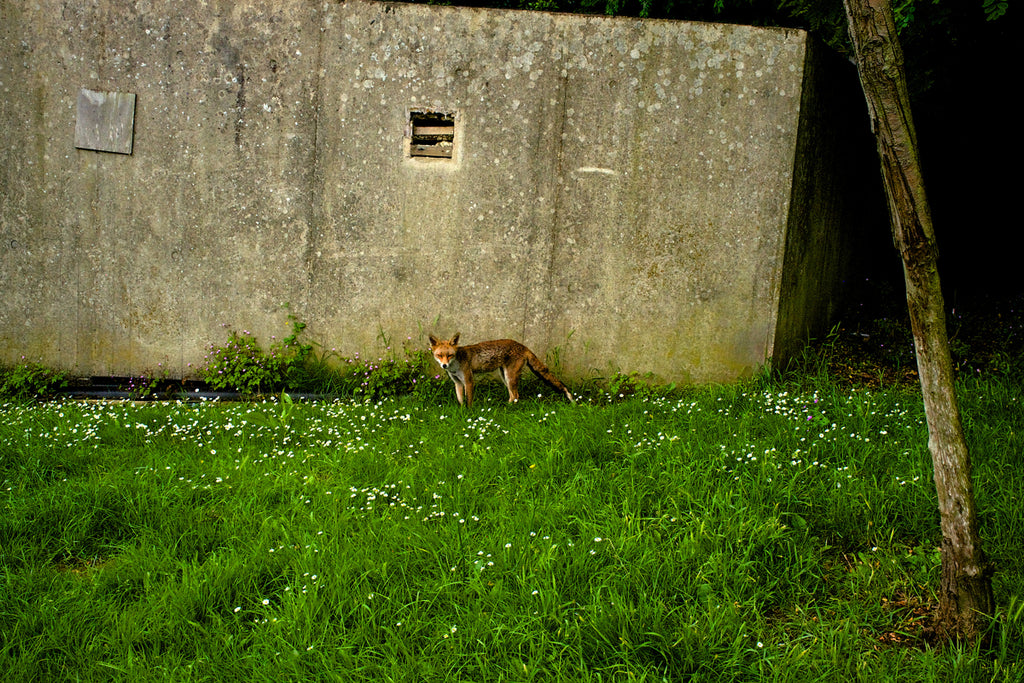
(408, 111, 455, 159)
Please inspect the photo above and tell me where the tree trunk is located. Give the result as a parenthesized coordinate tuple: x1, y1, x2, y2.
(842, 0, 994, 641)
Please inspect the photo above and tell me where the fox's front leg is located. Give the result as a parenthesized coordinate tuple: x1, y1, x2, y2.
(454, 379, 467, 407)
(462, 375, 475, 408)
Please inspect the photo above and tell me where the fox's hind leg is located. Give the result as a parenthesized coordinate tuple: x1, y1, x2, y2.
(504, 358, 528, 403)
(495, 367, 514, 403)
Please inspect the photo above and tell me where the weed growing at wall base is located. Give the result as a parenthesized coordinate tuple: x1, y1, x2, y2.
(199, 327, 287, 394)
(0, 359, 69, 400)
(199, 315, 312, 396)
(339, 333, 449, 402)
(0, 375, 1021, 681)
(195, 321, 448, 400)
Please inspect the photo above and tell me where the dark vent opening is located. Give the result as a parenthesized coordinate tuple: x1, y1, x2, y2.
(409, 111, 455, 159)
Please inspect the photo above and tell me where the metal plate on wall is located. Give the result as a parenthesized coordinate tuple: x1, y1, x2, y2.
(74, 88, 136, 155)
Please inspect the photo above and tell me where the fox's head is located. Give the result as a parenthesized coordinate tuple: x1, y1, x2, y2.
(428, 333, 460, 370)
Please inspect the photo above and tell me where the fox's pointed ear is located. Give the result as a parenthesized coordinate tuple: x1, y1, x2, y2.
(428, 334, 438, 347)
(451, 332, 460, 345)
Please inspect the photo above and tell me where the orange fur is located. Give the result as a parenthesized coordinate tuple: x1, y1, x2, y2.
(428, 333, 574, 408)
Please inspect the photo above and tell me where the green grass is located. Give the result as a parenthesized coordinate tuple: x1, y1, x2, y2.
(1, 376, 1022, 682)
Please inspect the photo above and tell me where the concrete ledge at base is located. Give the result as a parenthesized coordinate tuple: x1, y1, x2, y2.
(52, 377, 304, 403)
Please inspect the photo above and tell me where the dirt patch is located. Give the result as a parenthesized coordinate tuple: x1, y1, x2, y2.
(52, 553, 119, 578)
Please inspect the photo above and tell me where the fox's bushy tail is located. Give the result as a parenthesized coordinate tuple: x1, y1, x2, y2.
(526, 352, 575, 403)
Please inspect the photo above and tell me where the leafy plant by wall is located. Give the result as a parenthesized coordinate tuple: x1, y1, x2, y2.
(199, 316, 312, 397)
(0, 361, 70, 400)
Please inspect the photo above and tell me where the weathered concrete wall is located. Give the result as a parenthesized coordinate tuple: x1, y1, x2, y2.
(0, 0, 868, 384)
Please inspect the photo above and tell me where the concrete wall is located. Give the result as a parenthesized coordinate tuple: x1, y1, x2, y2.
(0, 0, 868, 384)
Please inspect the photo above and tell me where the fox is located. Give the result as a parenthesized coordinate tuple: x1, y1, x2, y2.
(428, 333, 575, 408)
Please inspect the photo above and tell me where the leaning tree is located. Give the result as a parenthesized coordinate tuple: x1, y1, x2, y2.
(842, 0, 994, 640)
